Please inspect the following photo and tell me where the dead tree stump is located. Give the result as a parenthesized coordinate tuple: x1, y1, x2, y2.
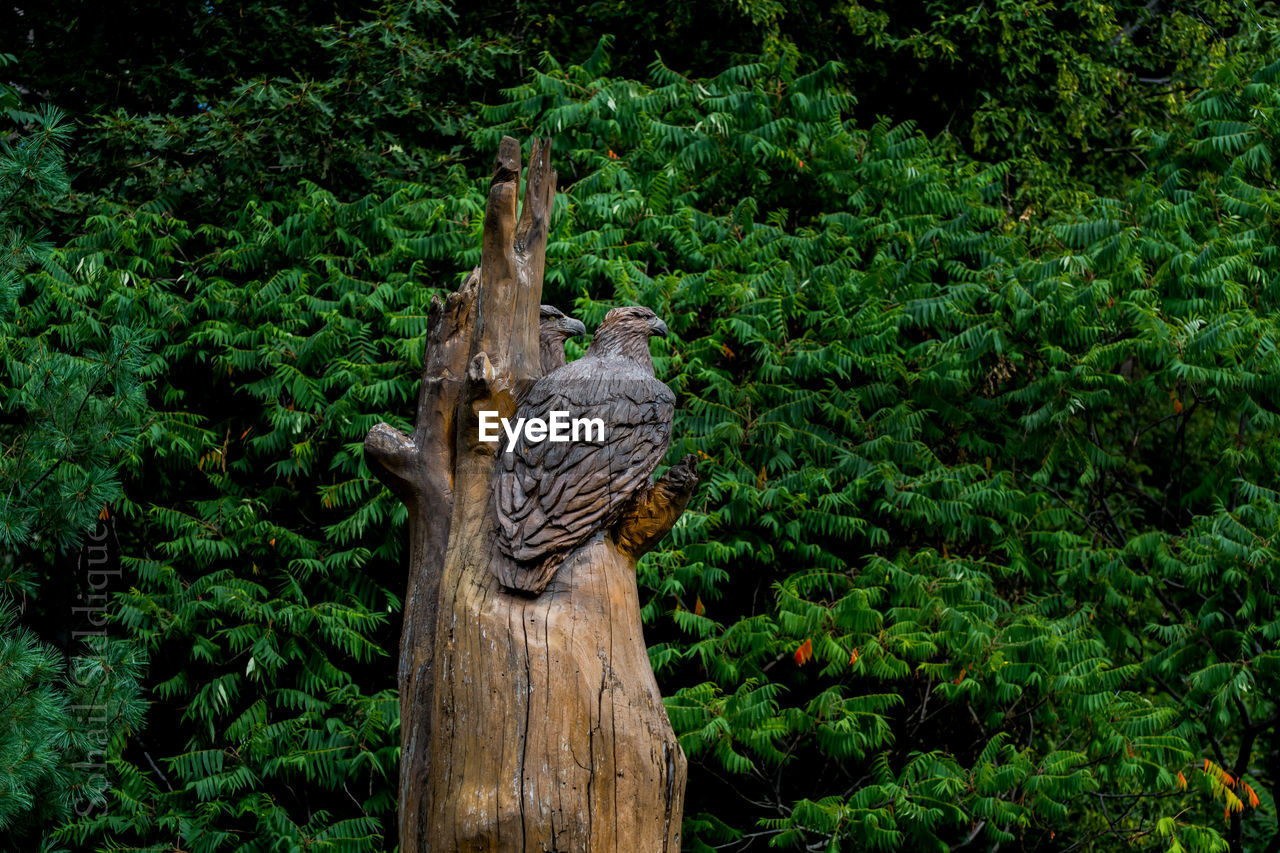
(365, 137, 693, 852)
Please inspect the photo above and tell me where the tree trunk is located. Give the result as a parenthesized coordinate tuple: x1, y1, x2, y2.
(365, 137, 690, 852)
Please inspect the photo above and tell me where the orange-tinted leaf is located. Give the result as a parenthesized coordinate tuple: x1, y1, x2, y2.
(794, 639, 813, 666)
(1177, 771, 1187, 790)
(694, 596, 705, 616)
(98, 505, 109, 521)
(849, 647, 860, 666)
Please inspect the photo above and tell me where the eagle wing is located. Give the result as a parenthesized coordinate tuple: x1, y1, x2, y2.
(493, 356, 675, 565)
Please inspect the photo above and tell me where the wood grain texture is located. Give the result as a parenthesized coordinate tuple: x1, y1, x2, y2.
(364, 137, 695, 852)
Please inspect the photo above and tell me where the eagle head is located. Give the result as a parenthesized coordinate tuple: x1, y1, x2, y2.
(586, 306, 669, 365)
(539, 304, 587, 373)
(540, 304, 588, 341)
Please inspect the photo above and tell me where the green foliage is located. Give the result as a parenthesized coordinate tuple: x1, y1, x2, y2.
(0, 81, 149, 850)
(1, 9, 503, 847)
(827, 0, 1280, 196)
(0, 607, 145, 843)
(507, 0, 1280, 199)
(469, 44, 1280, 851)
(46, 190, 426, 850)
(63, 0, 510, 219)
(0, 95, 148, 588)
(0, 86, 72, 292)
(9, 3, 1280, 852)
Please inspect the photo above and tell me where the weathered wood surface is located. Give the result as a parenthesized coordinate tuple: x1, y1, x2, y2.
(365, 137, 694, 852)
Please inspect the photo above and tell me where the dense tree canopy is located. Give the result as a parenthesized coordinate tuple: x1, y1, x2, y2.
(5, 1, 1280, 851)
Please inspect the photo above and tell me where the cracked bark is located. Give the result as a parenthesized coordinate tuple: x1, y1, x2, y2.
(365, 137, 690, 852)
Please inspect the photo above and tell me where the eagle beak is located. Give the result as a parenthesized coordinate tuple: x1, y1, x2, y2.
(648, 316, 669, 338)
(562, 317, 586, 338)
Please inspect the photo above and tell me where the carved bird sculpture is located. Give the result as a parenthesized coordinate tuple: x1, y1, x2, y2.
(538, 304, 586, 373)
(493, 305, 675, 594)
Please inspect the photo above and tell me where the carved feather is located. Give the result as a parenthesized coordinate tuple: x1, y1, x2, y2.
(493, 306, 673, 593)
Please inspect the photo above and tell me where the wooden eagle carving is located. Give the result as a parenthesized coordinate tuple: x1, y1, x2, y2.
(538, 304, 586, 372)
(493, 305, 677, 594)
